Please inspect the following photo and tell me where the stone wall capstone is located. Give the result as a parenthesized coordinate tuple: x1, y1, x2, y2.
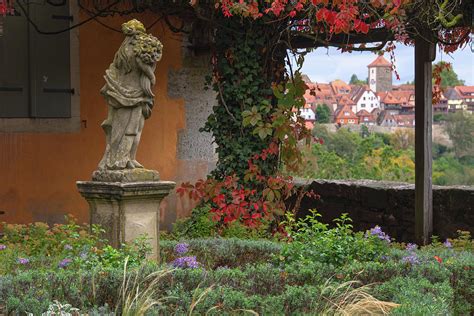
(294, 179, 474, 242)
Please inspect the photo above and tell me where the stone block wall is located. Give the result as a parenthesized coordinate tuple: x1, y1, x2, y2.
(294, 179, 474, 242)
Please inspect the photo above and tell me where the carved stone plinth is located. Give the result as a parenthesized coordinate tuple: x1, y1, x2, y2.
(76, 181, 175, 259)
(92, 168, 160, 182)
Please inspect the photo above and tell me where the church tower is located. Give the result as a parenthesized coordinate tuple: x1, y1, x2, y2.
(368, 55, 392, 92)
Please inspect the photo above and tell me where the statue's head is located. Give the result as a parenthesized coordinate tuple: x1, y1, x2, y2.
(122, 19, 146, 35)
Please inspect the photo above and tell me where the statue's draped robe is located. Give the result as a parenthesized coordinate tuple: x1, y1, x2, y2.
(98, 36, 155, 170)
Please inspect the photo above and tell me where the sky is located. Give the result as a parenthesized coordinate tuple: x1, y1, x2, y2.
(300, 43, 474, 86)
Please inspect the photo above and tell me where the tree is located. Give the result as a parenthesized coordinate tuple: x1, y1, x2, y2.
(445, 112, 474, 158)
(315, 104, 331, 123)
(432, 61, 465, 88)
(349, 74, 366, 85)
(327, 128, 361, 162)
(390, 129, 415, 150)
(360, 125, 370, 138)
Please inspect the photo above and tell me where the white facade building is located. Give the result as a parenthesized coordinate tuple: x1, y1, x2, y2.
(299, 107, 316, 121)
(353, 88, 380, 113)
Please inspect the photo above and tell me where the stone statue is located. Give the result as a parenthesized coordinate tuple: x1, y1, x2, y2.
(93, 19, 163, 182)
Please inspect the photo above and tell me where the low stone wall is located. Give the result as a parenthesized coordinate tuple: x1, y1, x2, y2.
(294, 179, 474, 242)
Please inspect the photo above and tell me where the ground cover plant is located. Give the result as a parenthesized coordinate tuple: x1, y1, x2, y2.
(1, 214, 473, 315)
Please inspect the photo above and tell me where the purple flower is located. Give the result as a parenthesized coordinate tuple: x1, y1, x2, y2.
(171, 256, 199, 269)
(58, 258, 72, 268)
(366, 225, 391, 243)
(443, 240, 452, 248)
(402, 254, 420, 265)
(406, 243, 418, 252)
(18, 258, 30, 265)
(64, 244, 73, 251)
(174, 243, 189, 255)
(380, 255, 389, 261)
(0, 244, 6, 251)
(80, 251, 88, 260)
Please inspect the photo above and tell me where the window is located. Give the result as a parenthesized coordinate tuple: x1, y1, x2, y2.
(363, 97, 366, 100)
(0, 2, 73, 118)
(344, 111, 349, 116)
(361, 104, 366, 107)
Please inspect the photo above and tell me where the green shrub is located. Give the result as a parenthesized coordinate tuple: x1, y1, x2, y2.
(0, 218, 151, 274)
(171, 204, 217, 239)
(374, 277, 453, 315)
(279, 211, 390, 266)
(160, 238, 281, 269)
(171, 204, 271, 239)
(1, 244, 472, 315)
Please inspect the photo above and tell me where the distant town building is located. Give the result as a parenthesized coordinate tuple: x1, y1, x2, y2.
(367, 55, 392, 93)
(356, 109, 376, 126)
(379, 111, 397, 127)
(393, 114, 415, 127)
(334, 104, 358, 125)
(445, 86, 474, 113)
(350, 85, 380, 113)
(377, 90, 414, 114)
(330, 79, 351, 95)
(299, 55, 472, 129)
(300, 104, 316, 121)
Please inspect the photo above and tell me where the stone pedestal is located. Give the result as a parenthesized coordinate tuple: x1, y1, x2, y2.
(76, 181, 175, 259)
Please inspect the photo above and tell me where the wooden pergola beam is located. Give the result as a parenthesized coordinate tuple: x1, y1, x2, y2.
(414, 33, 436, 245)
(290, 28, 393, 49)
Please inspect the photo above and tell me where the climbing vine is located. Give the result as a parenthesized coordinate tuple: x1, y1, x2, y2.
(202, 16, 286, 179)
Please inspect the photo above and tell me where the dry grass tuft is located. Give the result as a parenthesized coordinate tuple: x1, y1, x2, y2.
(117, 258, 173, 316)
(319, 280, 399, 315)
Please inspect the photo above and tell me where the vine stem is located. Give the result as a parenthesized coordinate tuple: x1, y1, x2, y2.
(216, 79, 239, 125)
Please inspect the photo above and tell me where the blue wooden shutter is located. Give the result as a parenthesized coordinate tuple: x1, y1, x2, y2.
(0, 11, 29, 117)
(29, 2, 71, 118)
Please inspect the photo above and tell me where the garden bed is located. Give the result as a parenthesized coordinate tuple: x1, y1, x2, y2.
(0, 217, 473, 315)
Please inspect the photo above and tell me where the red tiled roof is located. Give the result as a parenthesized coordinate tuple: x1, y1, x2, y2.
(350, 85, 372, 103)
(379, 90, 413, 106)
(357, 109, 376, 122)
(367, 55, 391, 67)
(338, 94, 356, 106)
(334, 104, 358, 120)
(356, 109, 371, 116)
(455, 86, 474, 98)
(330, 80, 351, 95)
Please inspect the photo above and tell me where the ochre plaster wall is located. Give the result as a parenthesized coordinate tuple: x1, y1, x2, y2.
(0, 14, 185, 225)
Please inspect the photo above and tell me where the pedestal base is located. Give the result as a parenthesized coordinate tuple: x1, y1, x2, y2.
(76, 180, 175, 259)
(92, 168, 160, 182)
